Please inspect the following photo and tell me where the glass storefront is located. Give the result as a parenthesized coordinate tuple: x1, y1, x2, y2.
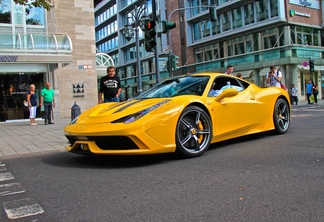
(0, 73, 44, 122)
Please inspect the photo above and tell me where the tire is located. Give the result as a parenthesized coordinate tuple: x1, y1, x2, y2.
(175, 106, 212, 158)
(273, 98, 290, 134)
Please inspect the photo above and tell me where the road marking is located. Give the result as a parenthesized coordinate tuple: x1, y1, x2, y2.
(291, 114, 312, 117)
(0, 172, 14, 182)
(3, 198, 44, 219)
(0, 182, 25, 196)
(0, 166, 7, 171)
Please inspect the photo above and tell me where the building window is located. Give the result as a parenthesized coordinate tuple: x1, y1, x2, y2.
(221, 11, 231, 32)
(203, 21, 211, 38)
(195, 43, 220, 62)
(211, 14, 220, 35)
(294, 26, 319, 46)
(14, 3, 23, 25)
(215, 0, 230, 6)
(244, 3, 254, 25)
(191, 0, 208, 16)
(270, 0, 278, 18)
(263, 28, 278, 49)
(232, 7, 242, 29)
(246, 34, 253, 53)
(227, 39, 234, 57)
(234, 36, 245, 55)
(0, 0, 11, 24)
(255, 0, 268, 22)
(193, 22, 202, 41)
(126, 66, 135, 78)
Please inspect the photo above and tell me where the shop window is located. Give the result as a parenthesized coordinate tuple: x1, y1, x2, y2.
(0, 74, 44, 122)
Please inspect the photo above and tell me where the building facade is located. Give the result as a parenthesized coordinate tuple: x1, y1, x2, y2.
(177, 0, 323, 101)
(95, 0, 323, 102)
(0, 0, 97, 122)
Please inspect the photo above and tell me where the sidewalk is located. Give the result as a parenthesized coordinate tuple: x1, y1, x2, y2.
(0, 99, 323, 157)
(0, 118, 71, 157)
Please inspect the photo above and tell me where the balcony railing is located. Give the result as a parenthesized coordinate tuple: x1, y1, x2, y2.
(0, 33, 73, 54)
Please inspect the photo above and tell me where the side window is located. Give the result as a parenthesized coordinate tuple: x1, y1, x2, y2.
(208, 76, 245, 97)
(237, 79, 250, 89)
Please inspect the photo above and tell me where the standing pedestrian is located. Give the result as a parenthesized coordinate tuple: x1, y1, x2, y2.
(312, 82, 319, 104)
(40, 82, 55, 125)
(26, 84, 38, 125)
(236, 73, 243, 78)
(266, 66, 282, 88)
(291, 84, 298, 105)
(306, 80, 313, 105)
(224, 65, 234, 76)
(98, 66, 121, 103)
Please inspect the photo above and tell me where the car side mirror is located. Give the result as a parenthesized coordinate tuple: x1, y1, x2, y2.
(214, 88, 239, 102)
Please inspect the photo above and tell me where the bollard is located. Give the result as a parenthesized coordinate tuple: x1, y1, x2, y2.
(71, 101, 81, 121)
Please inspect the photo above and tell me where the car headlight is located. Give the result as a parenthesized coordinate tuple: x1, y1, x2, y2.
(124, 100, 169, 124)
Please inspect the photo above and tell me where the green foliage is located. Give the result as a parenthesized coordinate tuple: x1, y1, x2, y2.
(13, 0, 52, 10)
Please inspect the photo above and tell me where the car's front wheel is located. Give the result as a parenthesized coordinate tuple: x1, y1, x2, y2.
(175, 106, 212, 158)
(273, 98, 290, 134)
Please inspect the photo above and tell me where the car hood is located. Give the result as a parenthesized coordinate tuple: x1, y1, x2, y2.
(75, 98, 179, 124)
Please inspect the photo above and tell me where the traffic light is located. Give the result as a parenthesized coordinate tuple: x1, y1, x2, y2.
(309, 58, 315, 72)
(209, 7, 217, 22)
(161, 20, 176, 34)
(171, 54, 180, 71)
(143, 20, 156, 52)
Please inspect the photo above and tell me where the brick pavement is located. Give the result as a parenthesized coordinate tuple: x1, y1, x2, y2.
(0, 118, 70, 157)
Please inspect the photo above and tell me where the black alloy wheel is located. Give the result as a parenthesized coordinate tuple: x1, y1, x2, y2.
(175, 106, 212, 158)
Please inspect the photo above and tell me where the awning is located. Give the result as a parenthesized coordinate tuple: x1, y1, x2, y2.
(297, 65, 324, 70)
(235, 70, 252, 78)
(259, 66, 281, 76)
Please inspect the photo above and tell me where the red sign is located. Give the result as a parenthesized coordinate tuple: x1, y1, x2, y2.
(302, 61, 308, 67)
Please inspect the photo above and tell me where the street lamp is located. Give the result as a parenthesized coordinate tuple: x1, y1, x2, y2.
(122, 2, 148, 95)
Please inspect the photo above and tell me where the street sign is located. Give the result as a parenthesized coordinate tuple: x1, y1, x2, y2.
(163, 46, 170, 54)
(302, 61, 308, 67)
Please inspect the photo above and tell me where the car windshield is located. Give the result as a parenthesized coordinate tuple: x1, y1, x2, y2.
(137, 76, 210, 99)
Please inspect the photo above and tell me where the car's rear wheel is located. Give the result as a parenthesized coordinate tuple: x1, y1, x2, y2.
(175, 106, 212, 158)
(273, 98, 290, 134)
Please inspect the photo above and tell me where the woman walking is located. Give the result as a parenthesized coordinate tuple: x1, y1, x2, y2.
(312, 82, 319, 104)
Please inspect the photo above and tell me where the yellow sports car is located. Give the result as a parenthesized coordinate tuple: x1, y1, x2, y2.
(64, 73, 291, 158)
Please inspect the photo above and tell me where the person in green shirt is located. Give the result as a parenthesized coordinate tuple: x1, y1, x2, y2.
(40, 82, 55, 125)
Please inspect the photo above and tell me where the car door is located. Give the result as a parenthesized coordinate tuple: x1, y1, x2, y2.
(209, 76, 259, 140)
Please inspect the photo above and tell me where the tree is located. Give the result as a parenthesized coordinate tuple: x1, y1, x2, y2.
(13, 0, 53, 10)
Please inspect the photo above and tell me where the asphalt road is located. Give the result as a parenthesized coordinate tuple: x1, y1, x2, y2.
(0, 105, 323, 222)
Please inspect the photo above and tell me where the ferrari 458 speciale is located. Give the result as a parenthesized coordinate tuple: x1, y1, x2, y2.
(64, 73, 291, 158)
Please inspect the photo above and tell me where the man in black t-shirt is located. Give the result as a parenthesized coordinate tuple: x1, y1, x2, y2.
(98, 66, 121, 103)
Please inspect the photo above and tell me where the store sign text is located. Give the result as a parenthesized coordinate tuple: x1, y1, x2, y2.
(290, 10, 310, 18)
(289, 0, 320, 10)
(0, 56, 18, 62)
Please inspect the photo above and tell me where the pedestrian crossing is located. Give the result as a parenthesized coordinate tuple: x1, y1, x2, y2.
(0, 162, 44, 220)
